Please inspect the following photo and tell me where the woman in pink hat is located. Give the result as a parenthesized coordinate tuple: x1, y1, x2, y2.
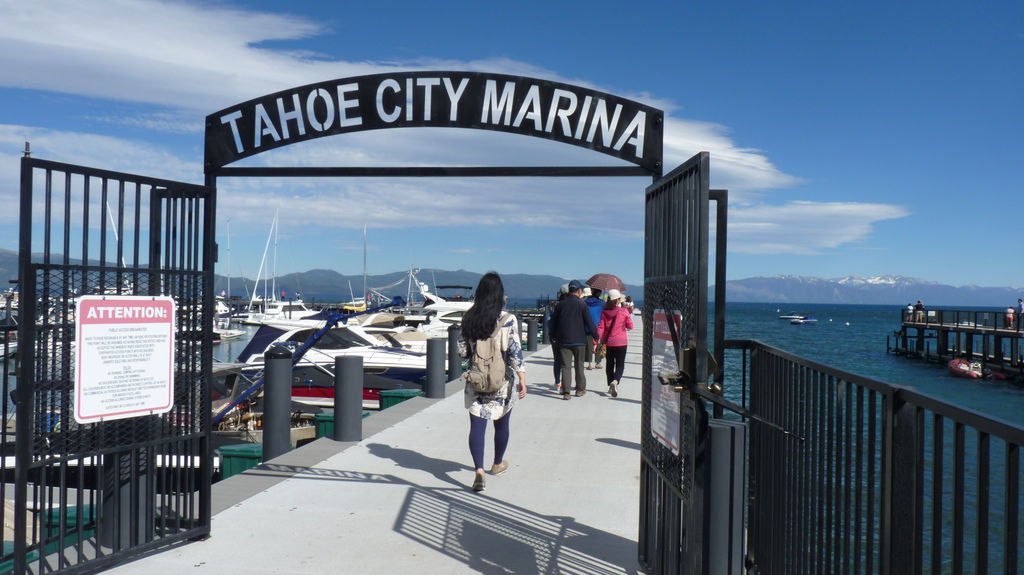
(595, 288, 634, 397)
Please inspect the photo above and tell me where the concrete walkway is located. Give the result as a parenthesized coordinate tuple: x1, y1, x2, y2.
(109, 322, 646, 574)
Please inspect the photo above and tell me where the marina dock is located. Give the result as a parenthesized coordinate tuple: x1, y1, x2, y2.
(890, 307, 1024, 377)
(105, 325, 646, 574)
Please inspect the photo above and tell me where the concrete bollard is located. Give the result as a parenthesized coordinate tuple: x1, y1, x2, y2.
(542, 316, 550, 345)
(263, 345, 293, 461)
(425, 338, 446, 398)
(526, 319, 538, 351)
(447, 323, 462, 380)
(334, 356, 363, 442)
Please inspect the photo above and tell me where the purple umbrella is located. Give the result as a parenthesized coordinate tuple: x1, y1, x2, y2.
(586, 273, 625, 293)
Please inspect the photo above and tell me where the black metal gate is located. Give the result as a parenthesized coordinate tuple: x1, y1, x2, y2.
(639, 152, 712, 574)
(8, 155, 213, 574)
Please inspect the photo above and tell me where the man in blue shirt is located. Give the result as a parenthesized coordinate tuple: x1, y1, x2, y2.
(583, 287, 605, 369)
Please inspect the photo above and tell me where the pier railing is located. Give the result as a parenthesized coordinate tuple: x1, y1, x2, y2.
(725, 339, 1022, 575)
(902, 307, 1024, 332)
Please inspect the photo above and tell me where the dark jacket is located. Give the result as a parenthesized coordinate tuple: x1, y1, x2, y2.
(550, 295, 596, 346)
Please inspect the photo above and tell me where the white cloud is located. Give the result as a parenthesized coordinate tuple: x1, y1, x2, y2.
(0, 0, 798, 194)
(0, 0, 905, 258)
(727, 201, 911, 254)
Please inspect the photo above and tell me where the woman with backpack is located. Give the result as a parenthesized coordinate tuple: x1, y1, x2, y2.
(460, 271, 527, 492)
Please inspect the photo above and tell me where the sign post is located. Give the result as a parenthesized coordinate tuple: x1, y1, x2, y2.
(74, 295, 176, 424)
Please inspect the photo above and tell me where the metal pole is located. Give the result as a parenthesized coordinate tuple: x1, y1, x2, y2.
(542, 310, 551, 345)
(711, 189, 728, 418)
(263, 345, 293, 461)
(526, 319, 538, 351)
(425, 338, 446, 398)
(447, 324, 462, 380)
(334, 356, 363, 442)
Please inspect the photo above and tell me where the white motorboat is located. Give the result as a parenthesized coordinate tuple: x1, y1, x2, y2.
(790, 316, 818, 324)
(241, 298, 321, 324)
(213, 327, 247, 342)
(236, 321, 428, 408)
(414, 300, 474, 339)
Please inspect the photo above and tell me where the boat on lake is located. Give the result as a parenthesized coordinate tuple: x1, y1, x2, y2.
(790, 316, 818, 324)
(235, 321, 428, 408)
(240, 297, 321, 324)
(947, 358, 1008, 381)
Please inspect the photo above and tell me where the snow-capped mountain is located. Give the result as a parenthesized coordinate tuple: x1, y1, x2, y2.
(723, 275, 1021, 306)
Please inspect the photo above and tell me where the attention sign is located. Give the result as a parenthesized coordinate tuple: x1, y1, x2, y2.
(74, 295, 176, 424)
(650, 309, 682, 455)
(205, 71, 663, 173)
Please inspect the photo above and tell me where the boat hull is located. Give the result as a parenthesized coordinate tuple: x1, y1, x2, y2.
(243, 365, 426, 407)
(948, 359, 983, 379)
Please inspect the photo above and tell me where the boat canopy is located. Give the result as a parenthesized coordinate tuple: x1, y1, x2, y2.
(235, 325, 287, 363)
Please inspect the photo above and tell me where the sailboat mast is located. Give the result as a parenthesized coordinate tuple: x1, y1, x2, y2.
(272, 210, 279, 300)
(226, 219, 232, 325)
(362, 225, 367, 303)
(249, 214, 275, 312)
(226, 219, 232, 300)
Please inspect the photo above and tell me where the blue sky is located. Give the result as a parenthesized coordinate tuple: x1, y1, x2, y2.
(0, 1, 1021, 289)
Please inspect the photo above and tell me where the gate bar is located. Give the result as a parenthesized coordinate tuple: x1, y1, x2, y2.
(211, 166, 653, 178)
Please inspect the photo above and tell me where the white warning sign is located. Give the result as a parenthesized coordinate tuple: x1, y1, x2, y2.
(74, 295, 176, 423)
(650, 309, 682, 455)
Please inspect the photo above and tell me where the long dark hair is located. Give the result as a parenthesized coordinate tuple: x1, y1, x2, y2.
(462, 271, 505, 341)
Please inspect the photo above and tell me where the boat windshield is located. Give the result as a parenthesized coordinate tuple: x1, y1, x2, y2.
(286, 327, 374, 349)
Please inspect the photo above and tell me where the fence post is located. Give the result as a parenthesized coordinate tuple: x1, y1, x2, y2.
(263, 345, 293, 461)
(526, 319, 538, 351)
(425, 338, 446, 398)
(882, 391, 918, 574)
(447, 324, 462, 380)
(334, 356, 363, 442)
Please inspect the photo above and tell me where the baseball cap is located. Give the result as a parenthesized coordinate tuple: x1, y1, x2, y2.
(568, 279, 584, 292)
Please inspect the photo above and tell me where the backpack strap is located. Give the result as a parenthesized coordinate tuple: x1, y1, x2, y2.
(495, 312, 512, 349)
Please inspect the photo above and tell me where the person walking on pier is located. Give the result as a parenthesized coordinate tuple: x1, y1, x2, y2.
(596, 289, 634, 397)
(550, 280, 597, 399)
(584, 287, 605, 370)
(547, 287, 568, 393)
(460, 272, 528, 493)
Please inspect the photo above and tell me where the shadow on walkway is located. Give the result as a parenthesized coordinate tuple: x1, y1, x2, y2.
(366, 443, 470, 489)
(395, 487, 637, 574)
(222, 462, 640, 574)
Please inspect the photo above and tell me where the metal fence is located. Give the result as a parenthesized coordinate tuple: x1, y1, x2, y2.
(728, 339, 1023, 574)
(9, 157, 214, 574)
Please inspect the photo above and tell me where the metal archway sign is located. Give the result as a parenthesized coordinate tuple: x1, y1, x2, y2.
(204, 71, 663, 177)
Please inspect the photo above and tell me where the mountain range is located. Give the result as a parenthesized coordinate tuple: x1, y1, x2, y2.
(0, 248, 1020, 307)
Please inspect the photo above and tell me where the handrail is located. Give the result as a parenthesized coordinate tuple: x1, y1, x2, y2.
(727, 338, 1024, 574)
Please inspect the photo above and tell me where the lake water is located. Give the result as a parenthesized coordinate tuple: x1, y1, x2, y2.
(720, 302, 1024, 427)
